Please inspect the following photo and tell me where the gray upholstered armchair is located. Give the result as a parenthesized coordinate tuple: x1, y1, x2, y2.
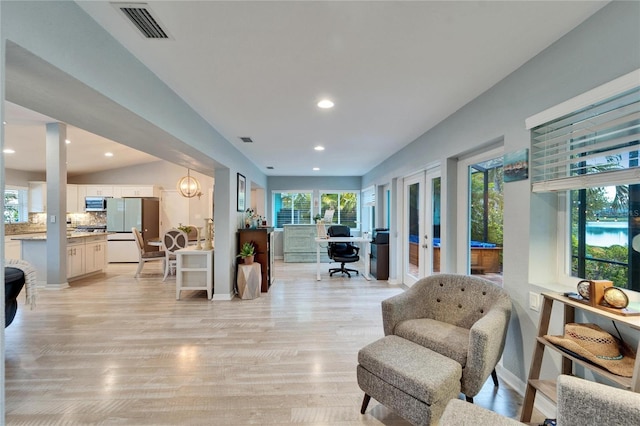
(439, 375, 640, 425)
(382, 274, 512, 401)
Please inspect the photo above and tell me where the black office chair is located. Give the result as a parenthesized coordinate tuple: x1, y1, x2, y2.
(327, 225, 360, 277)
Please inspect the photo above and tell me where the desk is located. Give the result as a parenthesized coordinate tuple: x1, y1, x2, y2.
(176, 247, 213, 300)
(148, 239, 162, 248)
(315, 237, 371, 281)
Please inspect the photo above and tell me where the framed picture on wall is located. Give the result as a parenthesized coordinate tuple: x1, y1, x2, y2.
(503, 148, 529, 182)
(237, 173, 246, 212)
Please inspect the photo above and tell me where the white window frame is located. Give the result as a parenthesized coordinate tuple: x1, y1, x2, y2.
(526, 69, 640, 300)
(272, 190, 313, 230)
(4, 185, 29, 223)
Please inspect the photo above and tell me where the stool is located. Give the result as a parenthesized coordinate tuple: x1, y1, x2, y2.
(357, 335, 461, 426)
(237, 263, 261, 299)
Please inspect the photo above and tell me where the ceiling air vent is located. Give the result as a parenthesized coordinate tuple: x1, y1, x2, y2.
(240, 137, 254, 143)
(113, 3, 169, 39)
(266, 166, 274, 170)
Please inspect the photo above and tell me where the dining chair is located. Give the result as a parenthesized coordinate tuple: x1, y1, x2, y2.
(162, 228, 188, 281)
(132, 227, 166, 278)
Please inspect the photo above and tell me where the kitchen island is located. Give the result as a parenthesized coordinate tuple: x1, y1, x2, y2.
(13, 233, 108, 286)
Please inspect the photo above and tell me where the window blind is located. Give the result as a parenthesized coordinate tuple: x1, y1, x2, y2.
(527, 70, 640, 192)
(362, 186, 375, 207)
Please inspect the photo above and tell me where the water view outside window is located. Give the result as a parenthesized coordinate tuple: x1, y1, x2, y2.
(571, 184, 639, 290)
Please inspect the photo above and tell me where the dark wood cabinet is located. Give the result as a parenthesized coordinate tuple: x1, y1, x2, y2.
(370, 243, 389, 280)
(238, 228, 274, 292)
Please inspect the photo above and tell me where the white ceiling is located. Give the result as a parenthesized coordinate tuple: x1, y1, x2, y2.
(3, 102, 161, 176)
(4, 1, 607, 177)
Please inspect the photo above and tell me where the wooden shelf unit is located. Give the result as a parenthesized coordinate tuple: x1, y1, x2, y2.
(520, 292, 640, 423)
(175, 248, 213, 300)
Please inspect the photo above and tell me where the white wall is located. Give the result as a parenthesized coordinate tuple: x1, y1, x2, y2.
(363, 1, 640, 394)
(4, 169, 45, 187)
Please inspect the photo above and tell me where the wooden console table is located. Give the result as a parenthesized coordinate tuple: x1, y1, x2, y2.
(520, 292, 640, 423)
(238, 228, 274, 292)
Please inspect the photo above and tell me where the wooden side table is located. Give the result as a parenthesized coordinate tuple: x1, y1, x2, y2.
(176, 247, 213, 300)
(237, 263, 261, 300)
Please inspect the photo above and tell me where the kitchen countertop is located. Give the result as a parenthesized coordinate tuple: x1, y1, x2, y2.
(12, 232, 109, 241)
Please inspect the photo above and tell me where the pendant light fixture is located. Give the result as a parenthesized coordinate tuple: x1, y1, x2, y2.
(177, 168, 202, 198)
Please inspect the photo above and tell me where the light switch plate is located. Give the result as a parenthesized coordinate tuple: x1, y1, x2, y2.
(529, 292, 540, 312)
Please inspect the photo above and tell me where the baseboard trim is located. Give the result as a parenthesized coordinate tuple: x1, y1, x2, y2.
(496, 364, 556, 419)
(37, 281, 70, 290)
(212, 293, 234, 301)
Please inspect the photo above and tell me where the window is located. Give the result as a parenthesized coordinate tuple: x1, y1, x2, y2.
(320, 191, 359, 228)
(273, 192, 312, 228)
(4, 187, 29, 223)
(571, 184, 639, 291)
(470, 158, 504, 246)
(361, 186, 375, 233)
(526, 70, 640, 291)
(528, 72, 640, 192)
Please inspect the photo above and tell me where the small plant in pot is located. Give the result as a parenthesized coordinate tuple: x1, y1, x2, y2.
(237, 242, 256, 264)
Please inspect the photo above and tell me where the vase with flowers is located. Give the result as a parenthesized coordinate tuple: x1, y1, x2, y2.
(245, 208, 260, 228)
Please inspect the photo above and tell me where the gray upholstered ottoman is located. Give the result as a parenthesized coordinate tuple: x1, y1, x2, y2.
(357, 335, 462, 426)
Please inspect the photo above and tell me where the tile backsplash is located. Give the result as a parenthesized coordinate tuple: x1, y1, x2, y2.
(5, 212, 107, 235)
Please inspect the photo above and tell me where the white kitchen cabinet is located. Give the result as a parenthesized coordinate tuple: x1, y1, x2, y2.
(67, 241, 85, 278)
(4, 237, 22, 259)
(85, 185, 114, 197)
(29, 182, 84, 213)
(85, 238, 107, 273)
(77, 185, 87, 212)
(67, 184, 79, 213)
(119, 185, 159, 198)
(28, 181, 47, 213)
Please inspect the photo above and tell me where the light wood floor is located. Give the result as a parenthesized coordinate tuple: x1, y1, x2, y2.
(5, 261, 540, 425)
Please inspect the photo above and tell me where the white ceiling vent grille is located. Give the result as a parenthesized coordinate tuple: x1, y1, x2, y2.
(113, 3, 169, 39)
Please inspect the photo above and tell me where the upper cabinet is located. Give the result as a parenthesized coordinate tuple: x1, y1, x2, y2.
(28, 184, 162, 214)
(119, 185, 159, 198)
(83, 185, 159, 198)
(67, 184, 78, 213)
(84, 185, 115, 197)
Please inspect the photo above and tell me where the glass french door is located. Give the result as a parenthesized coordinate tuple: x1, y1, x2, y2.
(403, 169, 441, 286)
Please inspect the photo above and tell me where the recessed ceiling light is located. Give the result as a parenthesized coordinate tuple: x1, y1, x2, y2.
(2, 121, 6, 125)
(104, 152, 114, 157)
(313, 167, 320, 171)
(65, 139, 71, 144)
(3, 148, 15, 154)
(314, 145, 325, 151)
(317, 99, 334, 109)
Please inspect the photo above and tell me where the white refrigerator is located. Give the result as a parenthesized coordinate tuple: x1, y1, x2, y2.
(107, 198, 160, 262)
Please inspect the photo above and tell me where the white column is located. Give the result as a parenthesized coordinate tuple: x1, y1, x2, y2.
(46, 122, 69, 288)
(213, 168, 233, 299)
(1, 2, 7, 413)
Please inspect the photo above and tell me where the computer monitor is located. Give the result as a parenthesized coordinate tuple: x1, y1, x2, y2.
(323, 208, 335, 223)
